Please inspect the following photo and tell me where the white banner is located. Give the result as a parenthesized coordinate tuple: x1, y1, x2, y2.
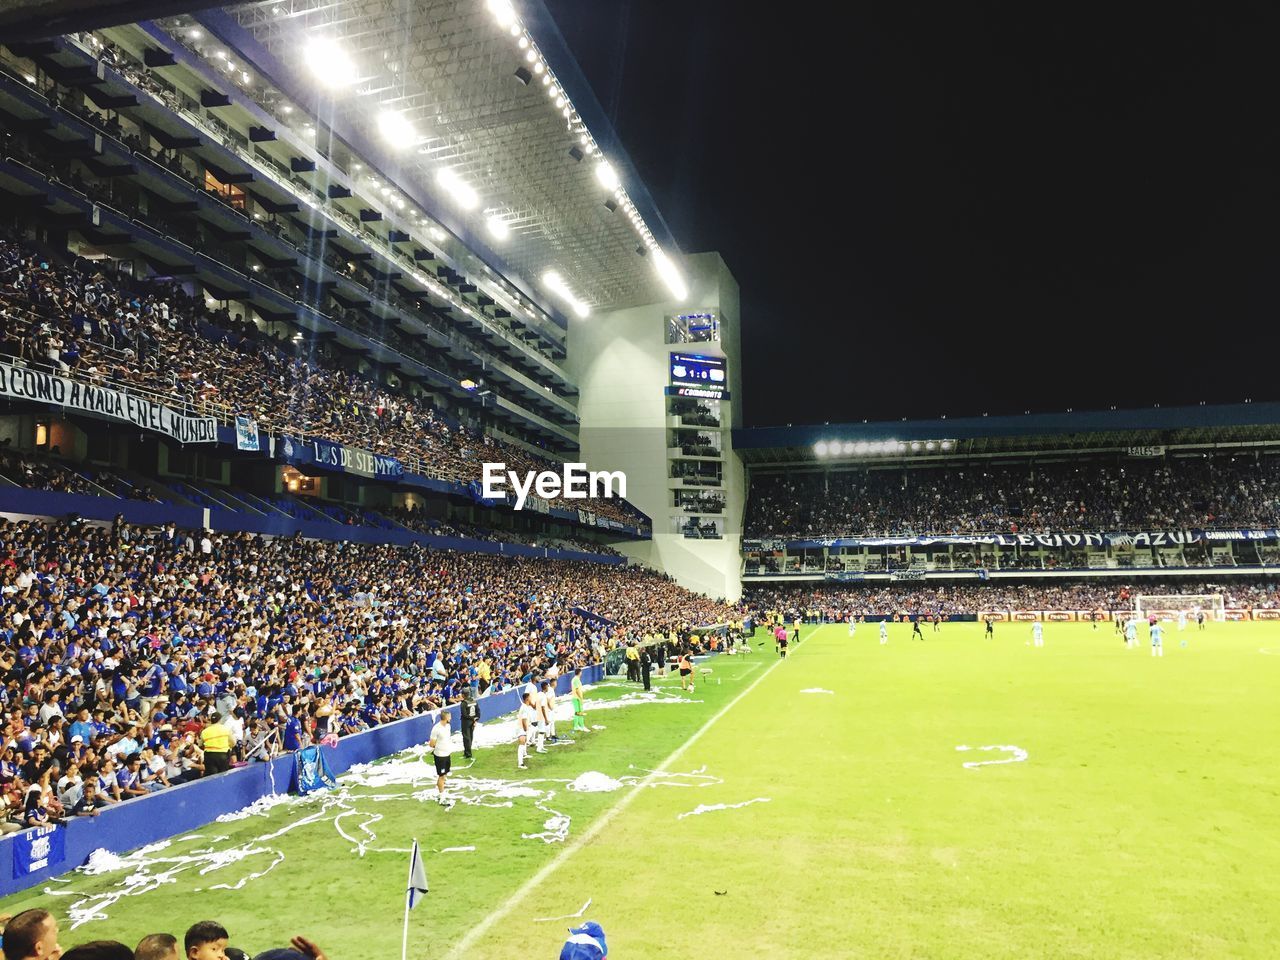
(0, 361, 218, 444)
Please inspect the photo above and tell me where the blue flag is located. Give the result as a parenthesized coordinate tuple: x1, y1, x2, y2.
(294, 745, 336, 795)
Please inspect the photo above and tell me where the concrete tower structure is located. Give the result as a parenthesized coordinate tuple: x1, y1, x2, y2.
(570, 252, 745, 602)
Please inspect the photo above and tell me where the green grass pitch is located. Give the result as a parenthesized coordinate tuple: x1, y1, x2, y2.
(5, 621, 1279, 959)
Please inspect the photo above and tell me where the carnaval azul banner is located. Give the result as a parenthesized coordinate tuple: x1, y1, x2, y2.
(0, 361, 217, 443)
(275, 435, 404, 479)
(746, 529, 1280, 550)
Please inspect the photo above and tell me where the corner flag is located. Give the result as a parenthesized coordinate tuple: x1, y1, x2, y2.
(402, 839, 429, 960)
(407, 839, 429, 909)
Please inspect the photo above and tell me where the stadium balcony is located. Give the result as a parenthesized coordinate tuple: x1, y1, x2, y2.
(0, 39, 578, 445)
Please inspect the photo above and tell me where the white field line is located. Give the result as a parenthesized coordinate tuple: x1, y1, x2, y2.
(441, 647, 794, 959)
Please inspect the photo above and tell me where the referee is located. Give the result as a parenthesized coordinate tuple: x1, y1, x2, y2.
(460, 685, 479, 760)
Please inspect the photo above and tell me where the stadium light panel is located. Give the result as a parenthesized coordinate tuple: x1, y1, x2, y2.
(814, 442, 829, 457)
(487, 215, 510, 240)
(854, 441, 869, 455)
(595, 162, 620, 191)
(653, 249, 688, 301)
(305, 37, 357, 89)
(543, 270, 590, 318)
(487, 0, 517, 28)
(377, 110, 417, 149)
(911, 441, 923, 452)
(436, 167, 479, 209)
(926, 441, 937, 452)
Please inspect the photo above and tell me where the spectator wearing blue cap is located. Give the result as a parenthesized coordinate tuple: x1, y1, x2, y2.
(561, 922, 607, 960)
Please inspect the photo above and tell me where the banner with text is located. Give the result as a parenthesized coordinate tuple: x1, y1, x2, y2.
(746, 528, 1280, 551)
(0, 361, 217, 443)
(275, 435, 404, 480)
(12, 825, 64, 878)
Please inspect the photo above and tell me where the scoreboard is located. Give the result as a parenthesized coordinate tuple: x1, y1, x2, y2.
(668, 352, 728, 398)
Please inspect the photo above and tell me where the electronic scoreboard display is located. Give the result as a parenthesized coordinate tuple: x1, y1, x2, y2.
(670, 353, 726, 388)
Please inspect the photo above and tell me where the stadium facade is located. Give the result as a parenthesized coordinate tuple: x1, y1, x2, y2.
(0, 0, 745, 596)
(735, 404, 1280, 610)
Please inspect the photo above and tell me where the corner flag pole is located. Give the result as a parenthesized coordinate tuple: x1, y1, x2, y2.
(403, 837, 428, 960)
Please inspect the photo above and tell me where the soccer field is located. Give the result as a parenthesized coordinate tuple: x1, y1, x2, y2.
(7, 622, 1280, 959)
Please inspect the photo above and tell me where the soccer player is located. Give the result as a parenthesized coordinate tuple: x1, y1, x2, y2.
(571, 668, 587, 733)
(879, 620, 889, 645)
(426, 711, 454, 806)
(911, 617, 924, 640)
(932, 613, 941, 633)
(985, 618, 995, 639)
(534, 682, 550, 753)
(1125, 618, 1138, 649)
(1177, 610, 1187, 632)
(1196, 609, 1206, 631)
(516, 692, 534, 770)
(1150, 620, 1164, 657)
(848, 615, 856, 637)
(1031, 621, 1044, 648)
(545, 682, 559, 744)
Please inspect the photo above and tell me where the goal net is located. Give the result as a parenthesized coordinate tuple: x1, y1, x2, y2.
(1133, 594, 1225, 622)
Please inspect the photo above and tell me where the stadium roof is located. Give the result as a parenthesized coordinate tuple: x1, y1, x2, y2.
(733, 402, 1280, 466)
(163, 0, 686, 323)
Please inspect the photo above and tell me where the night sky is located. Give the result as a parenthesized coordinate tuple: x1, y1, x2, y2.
(544, 1, 1280, 427)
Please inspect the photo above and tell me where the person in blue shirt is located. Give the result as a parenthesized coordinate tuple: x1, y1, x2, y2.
(1150, 621, 1164, 658)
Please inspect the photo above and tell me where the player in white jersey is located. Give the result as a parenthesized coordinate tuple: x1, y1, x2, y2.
(1031, 622, 1044, 647)
(516, 692, 534, 769)
(1177, 610, 1187, 631)
(848, 615, 857, 637)
(426, 711, 455, 806)
(879, 621, 888, 645)
(1150, 621, 1164, 657)
(534, 681, 550, 753)
(1124, 618, 1138, 648)
(545, 683, 559, 744)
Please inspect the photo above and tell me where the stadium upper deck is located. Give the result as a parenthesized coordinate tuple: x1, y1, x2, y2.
(0, 0, 690, 451)
(735, 405, 1280, 581)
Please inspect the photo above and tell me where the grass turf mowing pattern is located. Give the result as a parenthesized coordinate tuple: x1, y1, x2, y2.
(459, 622, 1280, 960)
(8, 624, 1280, 958)
(0, 659, 762, 957)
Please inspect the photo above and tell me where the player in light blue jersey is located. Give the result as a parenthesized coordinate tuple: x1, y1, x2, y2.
(879, 620, 888, 645)
(1150, 621, 1164, 657)
(1124, 618, 1138, 649)
(1031, 622, 1044, 647)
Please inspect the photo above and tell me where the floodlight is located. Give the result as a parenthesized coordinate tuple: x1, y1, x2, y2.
(304, 37, 356, 89)
(377, 109, 417, 149)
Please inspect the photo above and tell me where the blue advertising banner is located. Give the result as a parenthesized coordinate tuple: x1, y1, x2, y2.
(294, 746, 337, 795)
(12, 825, 64, 878)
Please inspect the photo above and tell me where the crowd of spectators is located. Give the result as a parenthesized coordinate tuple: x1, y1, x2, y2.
(0, 513, 734, 831)
(746, 580, 1280, 619)
(746, 457, 1280, 538)
(0, 908, 326, 960)
(0, 234, 644, 528)
(0, 449, 161, 503)
(380, 508, 624, 556)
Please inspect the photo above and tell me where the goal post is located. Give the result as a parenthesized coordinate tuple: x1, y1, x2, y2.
(1133, 594, 1225, 622)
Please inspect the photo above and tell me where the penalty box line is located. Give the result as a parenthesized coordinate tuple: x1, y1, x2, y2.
(442, 642, 796, 959)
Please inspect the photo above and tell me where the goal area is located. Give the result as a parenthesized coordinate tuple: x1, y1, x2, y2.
(1133, 594, 1225, 622)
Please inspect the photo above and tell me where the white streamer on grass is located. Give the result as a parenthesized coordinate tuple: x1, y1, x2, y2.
(799, 688, 835, 695)
(532, 898, 592, 923)
(955, 744, 1029, 769)
(676, 798, 771, 820)
(45, 682, 715, 928)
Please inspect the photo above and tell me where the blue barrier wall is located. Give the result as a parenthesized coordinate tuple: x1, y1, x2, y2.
(0, 664, 603, 898)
